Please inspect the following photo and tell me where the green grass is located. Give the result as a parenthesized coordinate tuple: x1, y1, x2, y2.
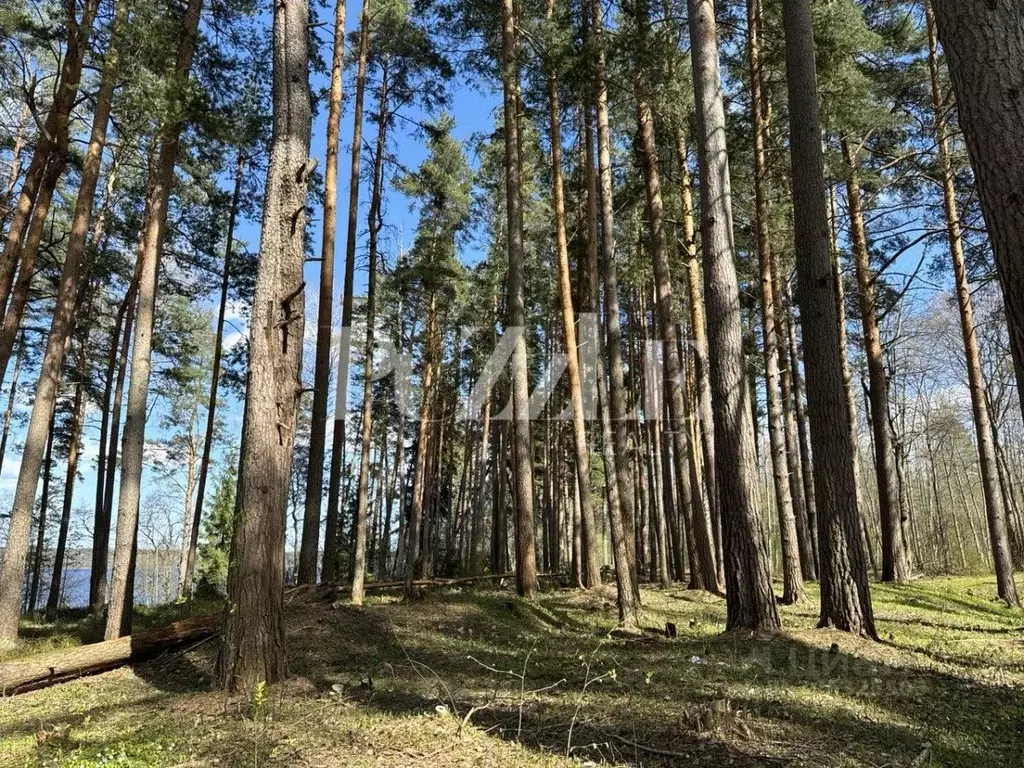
(1, 576, 1022, 767)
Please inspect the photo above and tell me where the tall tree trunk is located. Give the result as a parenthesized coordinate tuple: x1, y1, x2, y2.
(217, 0, 311, 691)
(46, 332, 89, 620)
(673, 131, 722, 590)
(926, 2, 1019, 605)
(105, 0, 205, 641)
(179, 151, 244, 598)
(689, 0, 779, 633)
(748, 0, 803, 604)
(783, 297, 820, 567)
(27, 412, 56, 613)
(0, 331, 24, 477)
(352, 71, 388, 605)
(500, 0, 539, 600)
(930, 0, 1024, 434)
(828, 186, 868, 575)
(324, 0, 372, 583)
(546, 0, 601, 590)
(782, 0, 876, 638)
(635, 57, 706, 595)
(841, 139, 910, 583)
(0, 3, 119, 639)
(304, 0, 350, 586)
(406, 292, 438, 588)
(93, 259, 142, 615)
(0, 103, 29, 222)
(470, 402, 492, 575)
(0, 0, 99, 317)
(589, 0, 640, 616)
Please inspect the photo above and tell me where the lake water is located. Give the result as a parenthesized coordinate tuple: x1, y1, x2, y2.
(25, 566, 180, 612)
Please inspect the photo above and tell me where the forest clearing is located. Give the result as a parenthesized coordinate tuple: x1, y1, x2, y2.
(2, 576, 1022, 767)
(3, 0, 1024, 764)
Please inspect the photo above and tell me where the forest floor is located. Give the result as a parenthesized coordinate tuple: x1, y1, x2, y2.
(1, 575, 1022, 767)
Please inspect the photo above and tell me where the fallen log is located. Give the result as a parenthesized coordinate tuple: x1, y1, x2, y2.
(3, 572, 566, 696)
(0, 612, 221, 696)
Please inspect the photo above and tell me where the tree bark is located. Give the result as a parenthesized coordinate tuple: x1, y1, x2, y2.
(0, 0, 99, 319)
(92, 259, 142, 615)
(590, 0, 639, 599)
(217, 0, 311, 691)
(782, 0, 877, 638)
(406, 292, 438, 588)
(774, 269, 816, 579)
(926, 2, 1019, 605)
(0, 103, 29, 223)
(105, 0, 205, 641)
(748, 0, 803, 604)
(304, 0, 349, 586)
(783, 297, 820, 567)
(0, 331, 24, 478)
(673, 131, 721, 591)
(1, 613, 221, 695)
(689, 0, 779, 633)
(45, 324, 90, 620)
(545, 1, 600, 591)
(931, 0, 1024, 436)
(352, 68, 388, 606)
(828, 186, 866, 576)
(0, 3, 119, 639)
(500, 0, 539, 600)
(27, 412, 56, 614)
(841, 139, 910, 583)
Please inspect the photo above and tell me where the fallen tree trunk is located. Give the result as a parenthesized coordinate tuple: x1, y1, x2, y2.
(0, 612, 221, 695)
(3, 572, 565, 696)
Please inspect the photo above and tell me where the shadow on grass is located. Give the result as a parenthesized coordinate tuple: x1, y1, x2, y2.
(9, 585, 1022, 767)
(278, 587, 1023, 767)
(879, 582, 1022, 624)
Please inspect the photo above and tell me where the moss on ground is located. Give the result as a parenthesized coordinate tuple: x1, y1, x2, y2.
(1, 576, 1021, 767)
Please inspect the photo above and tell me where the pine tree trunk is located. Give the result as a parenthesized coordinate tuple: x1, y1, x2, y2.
(105, 0, 205, 641)
(217, 0, 311, 691)
(930, 0, 1024, 435)
(352, 70, 388, 605)
(782, 298, 820, 567)
(773, 259, 816, 578)
(636, 88, 698, 594)
(0, 4, 119, 639)
(179, 150, 244, 598)
(673, 130, 722, 590)
(0, 103, 29, 223)
(828, 187, 869, 575)
(689, 0, 779, 633)
(0, 0, 99, 318)
(470, 385, 492, 575)
(926, 2, 1019, 605)
(748, 0, 803, 604)
(841, 139, 910, 583)
(782, 0, 876, 638)
(589, 0, 640, 612)
(546, 0, 601, 590)
(406, 292, 438, 588)
(46, 333, 89, 620)
(92, 259, 141, 615)
(0, 331, 24, 477)
(500, 0, 539, 600)
(27, 413, 55, 613)
(304, 0, 350, 586)
(324, 0, 372, 582)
